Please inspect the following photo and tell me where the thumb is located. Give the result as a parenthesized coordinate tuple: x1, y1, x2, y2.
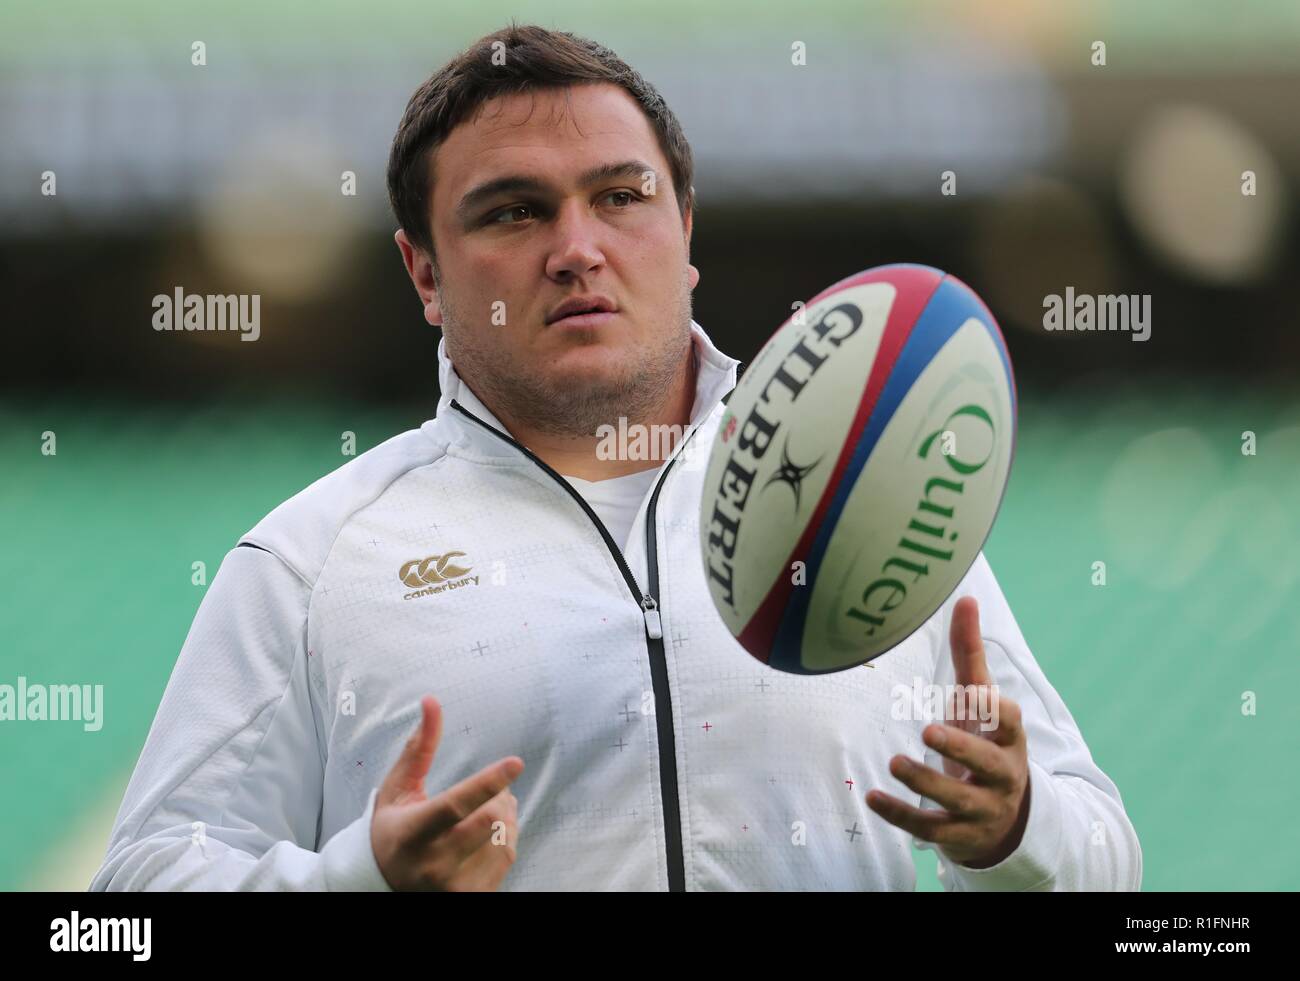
(377, 695, 442, 807)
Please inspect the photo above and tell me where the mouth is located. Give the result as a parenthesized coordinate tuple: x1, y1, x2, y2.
(546, 295, 618, 327)
(549, 310, 619, 329)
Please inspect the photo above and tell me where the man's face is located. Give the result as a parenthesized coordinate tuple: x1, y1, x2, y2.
(401, 82, 699, 439)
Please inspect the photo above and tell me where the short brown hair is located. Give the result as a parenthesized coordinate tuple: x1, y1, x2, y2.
(386, 23, 695, 261)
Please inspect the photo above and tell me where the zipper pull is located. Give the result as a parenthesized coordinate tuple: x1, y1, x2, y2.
(641, 594, 663, 640)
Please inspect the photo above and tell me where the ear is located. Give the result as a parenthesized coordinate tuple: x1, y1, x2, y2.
(683, 197, 700, 291)
(394, 228, 443, 326)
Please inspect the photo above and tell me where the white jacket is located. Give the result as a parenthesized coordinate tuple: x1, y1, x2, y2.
(90, 319, 1141, 891)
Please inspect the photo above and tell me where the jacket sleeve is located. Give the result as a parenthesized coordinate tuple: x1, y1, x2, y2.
(915, 552, 1143, 892)
(89, 543, 391, 891)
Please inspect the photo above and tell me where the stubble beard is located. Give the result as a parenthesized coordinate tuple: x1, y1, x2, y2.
(441, 269, 695, 439)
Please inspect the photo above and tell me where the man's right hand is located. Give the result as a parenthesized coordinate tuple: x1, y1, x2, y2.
(369, 695, 524, 891)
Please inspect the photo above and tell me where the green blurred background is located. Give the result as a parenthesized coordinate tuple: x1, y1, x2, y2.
(3, 0, 1299, 890)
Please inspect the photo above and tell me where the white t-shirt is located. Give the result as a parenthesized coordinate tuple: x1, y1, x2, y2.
(452, 377, 662, 551)
(564, 467, 660, 552)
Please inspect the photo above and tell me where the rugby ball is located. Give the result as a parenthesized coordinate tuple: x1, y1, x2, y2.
(698, 264, 1017, 674)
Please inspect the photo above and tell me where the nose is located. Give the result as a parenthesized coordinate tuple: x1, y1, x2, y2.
(544, 201, 606, 282)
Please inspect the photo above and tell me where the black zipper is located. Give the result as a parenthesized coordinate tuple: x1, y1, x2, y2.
(449, 398, 703, 891)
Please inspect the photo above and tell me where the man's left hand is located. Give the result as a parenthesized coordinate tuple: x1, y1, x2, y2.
(865, 596, 1031, 869)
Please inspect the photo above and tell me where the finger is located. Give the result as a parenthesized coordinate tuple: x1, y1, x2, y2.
(409, 755, 524, 842)
(886, 754, 994, 819)
(378, 696, 442, 806)
(427, 792, 519, 885)
(449, 814, 519, 890)
(983, 694, 1025, 749)
(923, 724, 1015, 789)
(949, 596, 992, 688)
(865, 790, 963, 845)
(443, 788, 518, 858)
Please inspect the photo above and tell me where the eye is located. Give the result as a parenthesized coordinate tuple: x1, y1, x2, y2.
(488, 204, 535, 225)
(602, 189, 640, 208)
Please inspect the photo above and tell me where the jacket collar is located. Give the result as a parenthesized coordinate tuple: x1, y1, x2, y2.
(424, 319, 741, 460)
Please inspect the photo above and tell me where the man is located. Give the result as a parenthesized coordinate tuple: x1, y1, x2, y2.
(91, 24, 1141, 891)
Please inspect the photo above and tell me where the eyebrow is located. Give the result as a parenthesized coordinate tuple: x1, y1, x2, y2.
(454, 159, 660, 223)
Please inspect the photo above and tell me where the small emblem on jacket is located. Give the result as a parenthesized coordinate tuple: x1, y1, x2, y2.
(399, 551, 480, 600)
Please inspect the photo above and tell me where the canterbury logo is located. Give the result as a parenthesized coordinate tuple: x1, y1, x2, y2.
(399, 552, 472, 587)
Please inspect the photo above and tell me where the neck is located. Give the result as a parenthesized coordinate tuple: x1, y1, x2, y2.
(478, 351, 698, 482)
